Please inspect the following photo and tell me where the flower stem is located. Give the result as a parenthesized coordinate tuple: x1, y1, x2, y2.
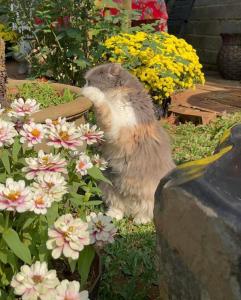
(5, 211, 10, 229)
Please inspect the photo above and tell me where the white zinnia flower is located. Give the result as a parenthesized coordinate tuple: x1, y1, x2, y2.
(45, 117, 67, 128)
(46, 121, 83, 150)
(75, 153, 93, 176)
(11, 261, 59, 300)
(19, 121, 45, 148)
(0, 118, 18, 147)
(91, 154, 108, 170)
(87, 212, 117, 245)
(79, 123, 104, 145)
(56, 280, 89, 300)
(46, 214, 90, 260)
(32, 172, 68, 202)
(29, 191, 52, 215)
(0, 178, 31, 212)
(23, 150, 67, 180)
(8, 98, 40, 118)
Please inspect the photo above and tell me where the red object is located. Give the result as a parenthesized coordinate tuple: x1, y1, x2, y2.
(101, 0, 168, 31)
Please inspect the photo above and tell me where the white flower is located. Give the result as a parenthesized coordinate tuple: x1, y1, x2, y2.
(23, 150, 67, 180)
(29, 191, 52, 215)
(45, 117, 67, 128)
(75, 153, 93, 176)
(32, 173, 68, 202)
(0, 178, 32, 212)
(46, 214, 90, 260)
(11, 261, 59, 300)
(87, 212, 117, 245)
(46, 121, 83, 150)
(20, 121, 45, 148)
(91, 154, 108, 170)
(0, 118, 18, 147)
(79, 123, 104, 145)
(56, 280, 89, 300)
(8, 98, 40, 118)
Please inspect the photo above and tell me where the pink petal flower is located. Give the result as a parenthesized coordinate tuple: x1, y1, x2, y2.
(79, 124, 104, 145)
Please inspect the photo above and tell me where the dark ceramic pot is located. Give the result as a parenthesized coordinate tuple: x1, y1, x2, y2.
(217, 33, 241, 80)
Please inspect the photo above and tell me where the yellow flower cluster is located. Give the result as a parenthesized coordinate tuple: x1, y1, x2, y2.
(0, 23, 18, 42)
(104, 31, 205, 103)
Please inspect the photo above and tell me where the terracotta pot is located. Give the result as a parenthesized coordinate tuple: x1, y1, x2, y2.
(7, 79, 92, 123)
(217, 33, 241, 80)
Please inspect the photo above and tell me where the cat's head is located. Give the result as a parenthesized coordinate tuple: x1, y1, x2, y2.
(84, 63, 137, 92)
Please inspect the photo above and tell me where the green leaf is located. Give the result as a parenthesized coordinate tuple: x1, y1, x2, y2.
(0, 251, 7, 264)
(12, 138, 22, 162)
(0, 173, 6, 183)
(68, 258, 77, 273)
(78, 246, 95, 288)
(87, 166, 112, 185)
(1, 150, 10, 174)
(3, 228, 31, 264)
(0, 213, 4, 233)
(46, 202, 59, 226)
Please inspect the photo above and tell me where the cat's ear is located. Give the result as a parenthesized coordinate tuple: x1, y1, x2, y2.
(108, 63, 122, 77)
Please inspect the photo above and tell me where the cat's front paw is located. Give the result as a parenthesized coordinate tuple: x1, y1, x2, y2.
(133, 215, 152, 225)
(106, 207, 124, 220)
(81, 86, 105, 104)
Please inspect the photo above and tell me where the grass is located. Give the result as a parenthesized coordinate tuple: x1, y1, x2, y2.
(98, 112, 241, 299)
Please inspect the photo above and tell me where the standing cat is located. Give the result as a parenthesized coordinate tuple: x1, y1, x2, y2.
(82, 63, 175, 224)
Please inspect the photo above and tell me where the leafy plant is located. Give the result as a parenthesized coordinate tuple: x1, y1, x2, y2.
(8, 82, 75, 108)
(168, 112, 241, 165)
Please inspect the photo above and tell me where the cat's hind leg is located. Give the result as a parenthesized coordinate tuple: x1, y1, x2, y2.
(100, 182, 125, 220)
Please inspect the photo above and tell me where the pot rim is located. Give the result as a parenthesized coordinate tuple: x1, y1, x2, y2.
(7, 79, 93, 123)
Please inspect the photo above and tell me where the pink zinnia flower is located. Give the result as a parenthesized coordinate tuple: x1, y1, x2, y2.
(20, 121, 45, 148)
(87, 212, 117, 246)
(46, 214, 90, 260)
(79, 124, 104, 145)
(0, 178, 31, 213)
(46, 121, 83, 150)
(23, 150, 67, 180)
(0, 119, 18, 147)
(75, 153, 93, 176)
(8, 98, 40, 118)
(11, 261, 59, 300)
(56, 280, 89, 300)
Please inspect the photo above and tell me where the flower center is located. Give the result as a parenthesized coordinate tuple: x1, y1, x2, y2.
(31, 128, 41, 138)
(32, 274, 43, 284)
(42, 156, 50, 165)
(35, 197, 45, 205)
(22, 104, 30, 112)
(7, 191, 20, 202)
(95, 221, 104, 230)
(59, 131, 70, 141)
(46, 182, 54, 189)
(78, 161, 86, 169)
(52, 119, 59, 125)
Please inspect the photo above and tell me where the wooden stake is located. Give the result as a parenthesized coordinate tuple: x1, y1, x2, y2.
(122, 0, 132, 32)
(0, 39, 8, 108)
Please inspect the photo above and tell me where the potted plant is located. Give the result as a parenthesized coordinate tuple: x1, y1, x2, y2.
(0, 95, 116, 300)
(7, 80, 93, 125)
(103, 31, 205, 118)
